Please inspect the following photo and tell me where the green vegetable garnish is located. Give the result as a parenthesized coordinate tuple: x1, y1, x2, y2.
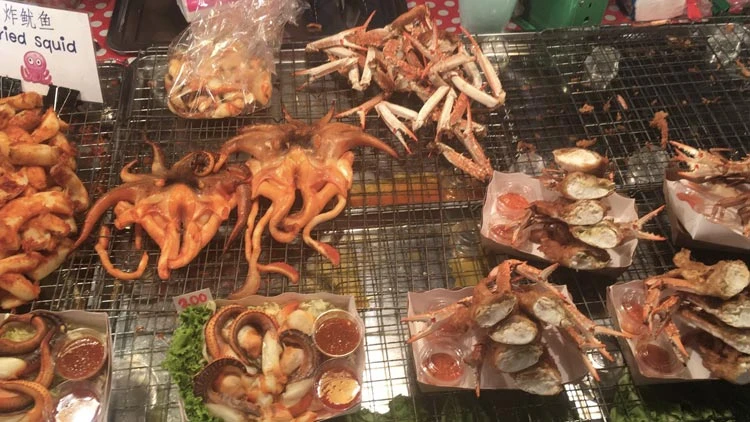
(345, 395, 427, 422)
(163, 305, 220, 422)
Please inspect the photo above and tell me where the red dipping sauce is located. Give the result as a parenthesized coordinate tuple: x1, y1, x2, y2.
(422, 352, 463, 382)
(56, 336, 106, 380)
(314, 317, 360, 357)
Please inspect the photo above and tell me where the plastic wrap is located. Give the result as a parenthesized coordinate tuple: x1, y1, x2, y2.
(165, 0, 306, 118)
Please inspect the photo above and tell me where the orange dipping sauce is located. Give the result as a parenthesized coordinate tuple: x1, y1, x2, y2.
(422, 352, 463, 382)
(56, 337, 106, 380)
(314, 317, 360, 357)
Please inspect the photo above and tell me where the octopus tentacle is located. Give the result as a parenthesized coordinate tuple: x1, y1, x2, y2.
(0, 379, 54, 420)
(145, 140, 167, 176)
(223, 184, 251, 253)
(215, 127, 285, 170)
(119, 159, 147, 183)
(94, 226, 148, 281)
(73, 183, 145, 249)
(283, 183, 340, 235)
(315, 123, 399, 159)
(302, 194, 347, 266)
(230, 203, 271, 299)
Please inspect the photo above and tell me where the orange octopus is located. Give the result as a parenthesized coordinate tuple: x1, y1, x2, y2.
(215, 107, 398, 297)
(74, 142, 251, 280)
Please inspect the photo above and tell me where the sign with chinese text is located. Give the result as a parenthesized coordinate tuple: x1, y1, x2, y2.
(0, 1, 102, 102)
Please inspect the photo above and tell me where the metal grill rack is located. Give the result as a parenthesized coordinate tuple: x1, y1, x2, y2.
(32, 20, 750, 422)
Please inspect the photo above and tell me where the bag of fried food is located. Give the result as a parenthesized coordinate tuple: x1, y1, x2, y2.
(0, 92, 89, 309)
(164, 0, 306, 119)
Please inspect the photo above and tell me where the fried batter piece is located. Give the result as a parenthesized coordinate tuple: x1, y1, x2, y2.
(0, 92, 89, 309)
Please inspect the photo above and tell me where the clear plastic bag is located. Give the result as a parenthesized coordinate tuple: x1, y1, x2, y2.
(165, 0, 306, 119)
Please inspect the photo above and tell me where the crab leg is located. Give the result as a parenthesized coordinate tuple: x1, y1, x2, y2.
(430, 53, 475, 75)
(450, 73, 502, 109)
(382, 101, 418, 122)
(436, 89, 457, 135)
(336, 94, 385, 129)
(433, 141, 490, 181)
(375, 103, 415, 154)
(295, 57, 359, 89)
(325, 46, 359, 58)
(461, 26, 506, 102)
(305, 13, 375, 52)
(413, 85, 450, 132)
(359, 48, 377, 88)
(403, 33, 434, 61)
(348, 66, 363, 91)
(402, 299, 471, 343)
(453, 106, 491, 173)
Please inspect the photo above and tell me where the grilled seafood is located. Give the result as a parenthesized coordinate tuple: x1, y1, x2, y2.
(638, 250, 750, 382)
(552, 148, 609, 176)
(0, 92, 88, 308)
(542, 171, 615, 201)
(214, 107, 398, 297)
(509, 354, 563, 396)
(531, 199, 607, 226)
(299, 7, 503, 181)
(74, 142, 251, 281)
(670, 141, 750, 183)
(403, 260, 628, 395)
(568, 206, 666, 249)
(195, 301, 349, 420)
(670, 141, 750, 237)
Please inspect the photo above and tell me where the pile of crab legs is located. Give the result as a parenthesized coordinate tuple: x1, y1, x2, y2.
(669, 141, 750, 237)
(403, 259, 629, 396)
(639, 249, 750, 383)
(297, 5, 506, 182)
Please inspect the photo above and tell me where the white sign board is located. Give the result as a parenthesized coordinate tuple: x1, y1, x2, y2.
(0, 1, 103, 102)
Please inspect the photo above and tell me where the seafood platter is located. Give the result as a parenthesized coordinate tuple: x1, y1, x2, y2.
(404, 260, 628, 396)
(480, 148, 665, 273)
(0, 310, 112, 421)
(664, 142, 750, 251)
(165, 293, 365, 421)
(607, 249, 750, 385)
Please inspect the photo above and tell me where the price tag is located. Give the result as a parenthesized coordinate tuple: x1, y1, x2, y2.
(173, 288, 213, 313)
(0, 1, 103, 102)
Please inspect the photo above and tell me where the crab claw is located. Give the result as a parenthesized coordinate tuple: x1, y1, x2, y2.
(670, 141, 729, 182)
(633, 205, 667, 241)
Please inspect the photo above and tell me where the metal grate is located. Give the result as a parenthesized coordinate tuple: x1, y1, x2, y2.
(36, 21, 750, 422)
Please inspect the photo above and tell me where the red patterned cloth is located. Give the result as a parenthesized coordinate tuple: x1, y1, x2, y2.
(82, 0, 632, 63)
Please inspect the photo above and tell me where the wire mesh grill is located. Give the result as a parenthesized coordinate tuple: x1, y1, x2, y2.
(29, 20, 750, 422)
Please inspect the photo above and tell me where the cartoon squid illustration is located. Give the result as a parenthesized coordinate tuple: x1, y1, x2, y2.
(20, 51, 52, 85)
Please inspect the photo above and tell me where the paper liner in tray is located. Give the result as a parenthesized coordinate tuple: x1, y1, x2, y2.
(406, 287, 588, 392)
(663, 179, 750, 252)
(177, 292, 365, 421)
(0, 310, 113, 421)
(606, 280, 750, 385)
(480, 172, 639, 275)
